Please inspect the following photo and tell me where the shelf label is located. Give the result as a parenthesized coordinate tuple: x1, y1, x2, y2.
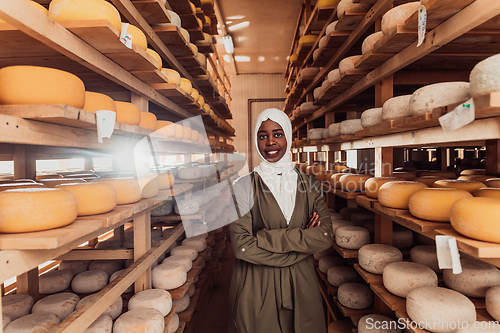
(438, 98, 475, 133)
(436, 235, 462, 274)
(96, 110, 116, 143)
(120, 23, 133, 49)
(417, 5, 427, 47)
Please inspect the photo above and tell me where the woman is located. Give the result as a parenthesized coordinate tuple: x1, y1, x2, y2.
(228, 108, 333, 333)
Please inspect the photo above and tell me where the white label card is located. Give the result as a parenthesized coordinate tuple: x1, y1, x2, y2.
(436, 235, 462, 274)
(96, 110, 116, 143)
(438, 98, 475, 133)
(120, 23, 133, 49)
(417, 5, 427, 47)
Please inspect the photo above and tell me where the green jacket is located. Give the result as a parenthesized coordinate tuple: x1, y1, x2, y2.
(228, 168, 334, 333)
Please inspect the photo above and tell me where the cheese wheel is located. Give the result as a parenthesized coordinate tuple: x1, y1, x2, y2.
(161, 69, 182, 85)
(410, 82, 471, 116)
(335, 226, 370, 249)
(382, 95, 412, 121)
(182, 238, 207, 252)
(139, 176, 159, 198)
(2, 294, 34, 321)
(461, 169, 486, 176)
(339, 174, 371, 192)
(3, 315, 11, 329)
(332, 220, 355, 235)
(197, 95, 205, 106)
(97, 178, 141, 204)
(319, 256, 344, 274)
(326, 69, 341, 84)
(170, 245, 198, 261)
(299, 35, 317, 45)
(198, 165, 216, 177)
(121, 23, 147, 50)
(162, 255, 192, 272)
(0, 188, 77, 233)
(383, 262, 438, 298)
(327, 266, 358, 287)
(337, 0, 371, 19)
(361, 107, 383, 128)
(191, 89, 200, 102)
(77, 294, 122, 320)
(114, 101, 141, 126)
(4, 312, 59, 333)
(378, 181, 428, 209)
(315, 170, 335, 182)
(432, 179, 484, 193)
(313, 87, 323, 100)
(392, 227, 413, 248)
(138, 112, 157, 131)
(172, 294, 190, 313)
(84, 314, 113, 333)
(443, 258, 500, 297)
(166, 313, 179, 333)
(358, 244, 403, 274)
(458, 174, 495, 183)
(474, 187, 500, 198)
(339, 55, 362, 75)
(470, 53, 500, 98)
(152, 263, 187, 290)
(180, 78, 193, 95)
(410, 245, 441, 273)
(56, 183, 117, 216)
(203, 32, 212, 43)
(58, 260, 89, 276)
(340, 119, 363, 135)
(177, 166, 202, 180)
(179, 27, 190, 43)
(358, 314, 402, 333)
(301, 102, 321, 113)
(155, 173, 175, 190)
(83, 91, 116, 113)
(0, 66, 86, 108)
(72, 270, 109, 294)
(408, 188, 473, 222)
(113, 308, 164, 333)
(328, 123, 341, 137)
(0, 183, 45, 192)
(48, 0, 121, 30)
(174, 199, 199, 215)
(450, 197, 500, 243)
(146, 48, 162, 70)
(307, 129, 324, 140)
(128, 289, 172, 316)
(381, 2, 421, 34)
(32, 292, 79, 321)
(362, 31, 384, 54)
(337, 283, 373, 309)
(89, 260, 122, 277)
(486, 286, 500, 322)
(413, 176, 445, 187)
(330, 173, 345, 189)
(188, 43, 198, 56)
(187, 284, 196, 297)
(365, 177, 400, 198)
(39, 269, 73, 294)
(109, 269, 134, 293)
(182, 126, 192, 140)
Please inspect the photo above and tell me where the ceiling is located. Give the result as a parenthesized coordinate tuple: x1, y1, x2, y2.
(216, 0, 303, 75)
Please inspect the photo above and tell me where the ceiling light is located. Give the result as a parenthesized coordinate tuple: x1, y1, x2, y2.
(228, 21, 249, 32)
(235, 56, 250, 62)
(258, 56, 265, 62)
(227, 15, 245, 20)
(222, 34, 234, 54)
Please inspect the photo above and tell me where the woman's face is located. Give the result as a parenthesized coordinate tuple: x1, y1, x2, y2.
(257, 119, 287, 162)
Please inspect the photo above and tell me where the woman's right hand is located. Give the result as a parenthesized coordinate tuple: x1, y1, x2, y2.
(307, 212, 321, 229)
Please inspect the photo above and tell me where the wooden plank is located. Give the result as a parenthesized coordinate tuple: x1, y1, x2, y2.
(194, 41, 214, 54)
(354, 263, 383, 284)
(333, 188, 362, 200)
(134, 213, 152, 293)
(334, 296, 374, 318)
(17, 268, 40, 302)
(56, 249, 134, 261)
(332, 241, 358, 259)
(106, 44, 159, 72)
(164, 305, 178, 331)
(131, 69, 169, 84)
(356, 195, 378, 211)
(394, 211, 452, 234)
(151, 83, 198, 105)
(355, 50, 393, 70)
(474, 91, 500, 119)
(336, 11, 368, 31)
(131, 0, 172, 25)
(312, 31, 351, 67)
(0, 22, 60, 58)
(435, 228, 500, 259)
(373, 26, 417, 54)
(336, 70, 371, 86)
(297, 42, 316, 61)
(405, 0, 476, 30)
(59, 20, 124, 53)
(178, 288, 201, 321)
(176, 322, 187, 333)
(153, 25, 188, 46)
(392, 113, 442, 131)
(371, 282, 406, 312)
(169, 266, 202, 299)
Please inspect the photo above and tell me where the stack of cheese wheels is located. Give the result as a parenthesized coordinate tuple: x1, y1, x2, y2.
(378, 181, 428, 209)
(358, 314, 402, 333)
(432, 179, 484, 193)
(39, 269, 74, 294)
(113, 308, 165, 333)
(328, 320, 355, 333)
(72, 270, 109, 294)
(115, 101, 141, 126)
(48, 0, 122, 30)
(337, 283, 373, 309)
(77, 294, 123, 320)
(443, 258, 500, 297)
(128, 289, 172, 316)
(361, 32, 384, 54)
(327, 266, 358, 287)
(0, 188, 78, 233)
(358, 244, 403, 274)
(383, 262, 438, 297)
(360, 107, 383, 128)
(32, 292, 80, 321)
(162, 255, 192, 272)
(139, 111, 157, 131)
(98, 178, 142, 204)
(56, 182, 117, 216)
(486, 286, 500, 321)
(336, 226, 370, 249)
(339, 174, 371, 192)
(318, 256, 344, 274)
(381, 2, 421, 34)
(83, 91, 116, 113)
(152, 263, 187, 290)
(340, 119, 363, 135)
(4, 313, 60, 333)
(162, 68, 182, 85)
(407, 287, 476, 332)
(0, 65, 86, 107)
(382, 95, 412, 121)
(364, 177, 400, 198)
(2, 294, 34, 321)
(474, 187, 500, 198)
(470, 54, 500, 98)
(410, 82, 471, 116)
(172, 294, 190, 313)
(410, 245, 441, 273)
(408, 188, 473, 222)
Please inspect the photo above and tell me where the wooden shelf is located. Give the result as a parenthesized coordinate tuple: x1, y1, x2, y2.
(356, 195, 378, 211)
(333, 297, 374, 318)
(178, 288, 201, 322)
(371, 282, 406, 312)
(312, 31, 351, 67)
(164, 305, 178, 331)
(131, 0, 172, 25)
(435, 228, 500, 259)
(332, 188, 363, 200)
(354, 264, 383, 284)
(336, 11, 368, 31)
(169, 265, 202, 300)
(176, 321, 187, 333)
(332, 241, 359, 259)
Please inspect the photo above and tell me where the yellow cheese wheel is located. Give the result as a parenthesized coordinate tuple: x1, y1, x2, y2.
(189, 2, 196, 13)
(205, 15, 211, 25)
(48, 0, 122, 30)
(161, 69, 181, 85)
(299, 35, 317, 45)
(460, 169, 485, 176)
(36, 174, 63, 180)
(114, 101, 141, 126)
(139, 112, 157, 131)
(306, 165, 326, 176)
(196, 17, 203, 28)
(339, 174, 372, 192)
(56, 183, 117, 216)
(0, 183, 45, 192)
(180, 78, 193, 95)
(203, 33, 212, 43)
(121, 23, 147, 51)
(155, 173, 175, 190)
(290, 54, 298, 62)
(198, 96, 205, 107)
(156, 121, 176, 138)
(458, 174, 495, 183)
(97, 178, 141, 204)
(365, 177, 400, 198)
(139, 176, 159, 198)
(188, 43, 198, 56)
(316, 170, 336, 182)
(432, 179, 485, 193)
(486, 178, 500, 188)
(174, 124, 184, 139)
(473, 187, 500, 198)
(317, 0, 341, 7)
(183, 126, 192, 140)
(378, 181, 428, 209)
(191, 130, 199, 142)
(180, 28, 190, 43)
(39, 178, 86, 188)
(191, 89, 200, 102)
(450, 197, 500, 243)
(146, 48, 162, 70)
(0, 66, 85, 108)
(0, 188, 77, 233)
(83, 92, 116, 113)
(1, 1, 48, 23)
(413, 176, 445, 187)
(392, 171, 417, 180)
(408, 188, 473, 222)
(418, 171, 457, 179)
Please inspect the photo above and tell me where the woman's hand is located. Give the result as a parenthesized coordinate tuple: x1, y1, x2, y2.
(307, 212, 321, 229)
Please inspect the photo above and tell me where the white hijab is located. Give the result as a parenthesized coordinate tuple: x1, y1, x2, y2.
(254, 108, 297, 224)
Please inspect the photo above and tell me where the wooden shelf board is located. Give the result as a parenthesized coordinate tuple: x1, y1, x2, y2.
(164, 305, 178, 331)
(296, 73, 317, 90)
(356, 195, 378, 211)
(332, 241, 358, 259)
(175, 321, 187, 333)
(317, 82, 350, 105)
(187, 27, 205, 42)
(371, 282, 406, 312)
(150, 83, 198, 106)
(201, 2, 216, 17)
(131, 69, 169, 84)
(336, 11, 368, 31)
(393, 211, 452, 234)
(77, 206, 136, 228)
(168, 0, 193, 15)
(372, 202, 406, 218)
(131, 0, 172, 25)
(354, 263, 383, 284)
(355, 50, 393, 70)
(312, 30, 351, 67)
(177, 55, 203, 68)
(194, 41, 214, 54)
(179, 12, 200, 30)
(404, 0, 476, 30)
(169, 265, 202, 299)
(333, 296, 373, 318)
(435, 228, 500, 258)
(178, 288, 201, 322)
(0, 22, 60, 58)
(121, 198, 156, 214)
(332, 188, 363, 200)
(153, 25, 188, 46)
(373, 26, 417, 54)
(474, 91, 500, 119)
(297, 42, 315, 61)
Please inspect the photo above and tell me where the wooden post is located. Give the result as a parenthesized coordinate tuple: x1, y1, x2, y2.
(437, 148, 448, 170)
(375, 75, 393, 108)
(17, 268, 40, 301)
(486, 140, 500, 176)
(375, 215, 393, 246)
(113, 225, 125, 243)
(375, 147, 393, 177)
(134, 213, 152, 293)
(131, 93, 149, 112)
(88, 238, 99, 247)
(1, 283, 4, 296)
(374, 297, 392, 315)
(13, 144, 36, 179)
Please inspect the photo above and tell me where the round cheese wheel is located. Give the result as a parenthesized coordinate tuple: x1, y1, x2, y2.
(318, 36, 329, 49)
(314, 87, 323, 100)
(319, 256, 345, 273)
(408, 188, 473, 222)
(188, 43, 198, 56)
(0, 188, 77, 233)
(340, 119, 363, 135)
(365, 177, 400, 198)
(77, 294, 122, 320)
(180, 78, 193, 95)
(0, 66, 86, 108)
(382, 95, 412, 121)
(109, 269, 134, 293)
(179, 27, 190, 43)
(190, 89, 200, 102)
(72, 269, 109, 294)
(83, 314, 112, 333)
(139, 176, 159, 199)
(486, 286, 500, 321)
(339, 174, 371, 192)
(172, 294, 190, 313)
(474, 187, 500, 198)
(2, 294, 34, 321)
(313, 247, 337, 261)
(460, 169, 485, 176)
(129, 289, 172, 316)
(358, 314, 402, 333)
(187, 284, 196, 298)
(170, 245, 198, 261)
(146, 48, 162, 70)
(32, 292, 79, 321)
(327, 69, 341, 84)
(432, 179, 484, 193)
(48, 0, 121, 30)
(301, 67, 321, 77)
(301, 102, 321, 113)
(161, 69, 182, 85)
(113, 308, 164, 333)
(83, 91, 116, 113)
(361, 107, 383, 128)
(98, 178, 141, 204)
(174, 199, 199, 215)
(155, 173, 175, 190)
(4, 312, 59, 333)
(166, 313, 179, 333)
(381, 2, 421, 34)
(410, 82, 471, 116)
(327, 266, 358, 287)
(443, 258, 500, 297)
(392, 227, 413, 248)
(362, 31, 384, 54)
(89, 260, 122, 277)
(56, 183, 117, 216)
(335, 226, 370, 249)
(326, 21, 339, 35)
(182, 238, 207, 252)
(358, 244, 403, 274)
(339, 55, 362, 75)
(162, 255, 193, 272)
(39, 269, 73, 294)
(177, 166, 202, 180)
(139, 112, 157, 131)
(337, 283, 373, 309)
(414, 176, 445, 187)
(307, 129, 324, 140)
(383, 262, 438, 298)
(378, 181, 428, 209)
(315, 170, 336, 182)
(337, 0, 371, 19)
(152, 263, 187, 290)
(114, 101, 141, 126)
(470, 54, 500, 98)
(339, 207, 361, 220)
(58, 260, 89, 276)
(3, 315, 11, 329)
(406, 287, 476, 333)
(299, 35, 317, 45)
(121, 23, 147, 50)
(458, 174, 495, 183)
(410, 245, 441, 273)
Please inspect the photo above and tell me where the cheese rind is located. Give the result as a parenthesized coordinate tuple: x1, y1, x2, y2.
(337, 283, 373, 309)
(2, 294, 34, 321)
(39, 269, 74, 294)
(335, 226, 370, 249)
(161, 69, 182, 85)
(83, 91, 116, 113)
(166, 313, 179, 333)
(32, 292, 80, 321)
(172, 294, 190, 313)
(378, 181, 428, 209)
(77, 294, 123, 320)
(410, 82, 471, 116)
(48, 0, 122, 30)
(139, 112, 157, 131)
(443, 258, 500, 297)
(340, 119, 363, 135)
(84, 314, 113, 333)
(358, 244, 403, 274)
(128, 289, 172, 316)
(383, 262, 438, 297)
(4, 312, 59, 333)
(486, 286, 500, 321)
(327, 266, 358, 287)
(319, 256, 345, 274)
(339, 55, 362, 75)
(113, 308, 165, 333)
(56, 183, 117, 216)
(432, 179, 484, 193)
(364, 177, 400, 198)
(152, 263, 187, 290)
(162, 255, 193, 272)
(408, 188, 473, 222)
(72, 269, 109, 294)
(358, 314, 402, 333)
(470, 53, 500, 97)
(115, 101, 141, 126)
(410, 245, 441, 273)
(337, 0, 371, 19)
(98, 178, 142, 204)
(361, 107, 383, 128)
(362, 32, 384, 54)
(382, 95, 412, 121)
(381, 2, 421, 34)
(339, 174, 372, 192)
